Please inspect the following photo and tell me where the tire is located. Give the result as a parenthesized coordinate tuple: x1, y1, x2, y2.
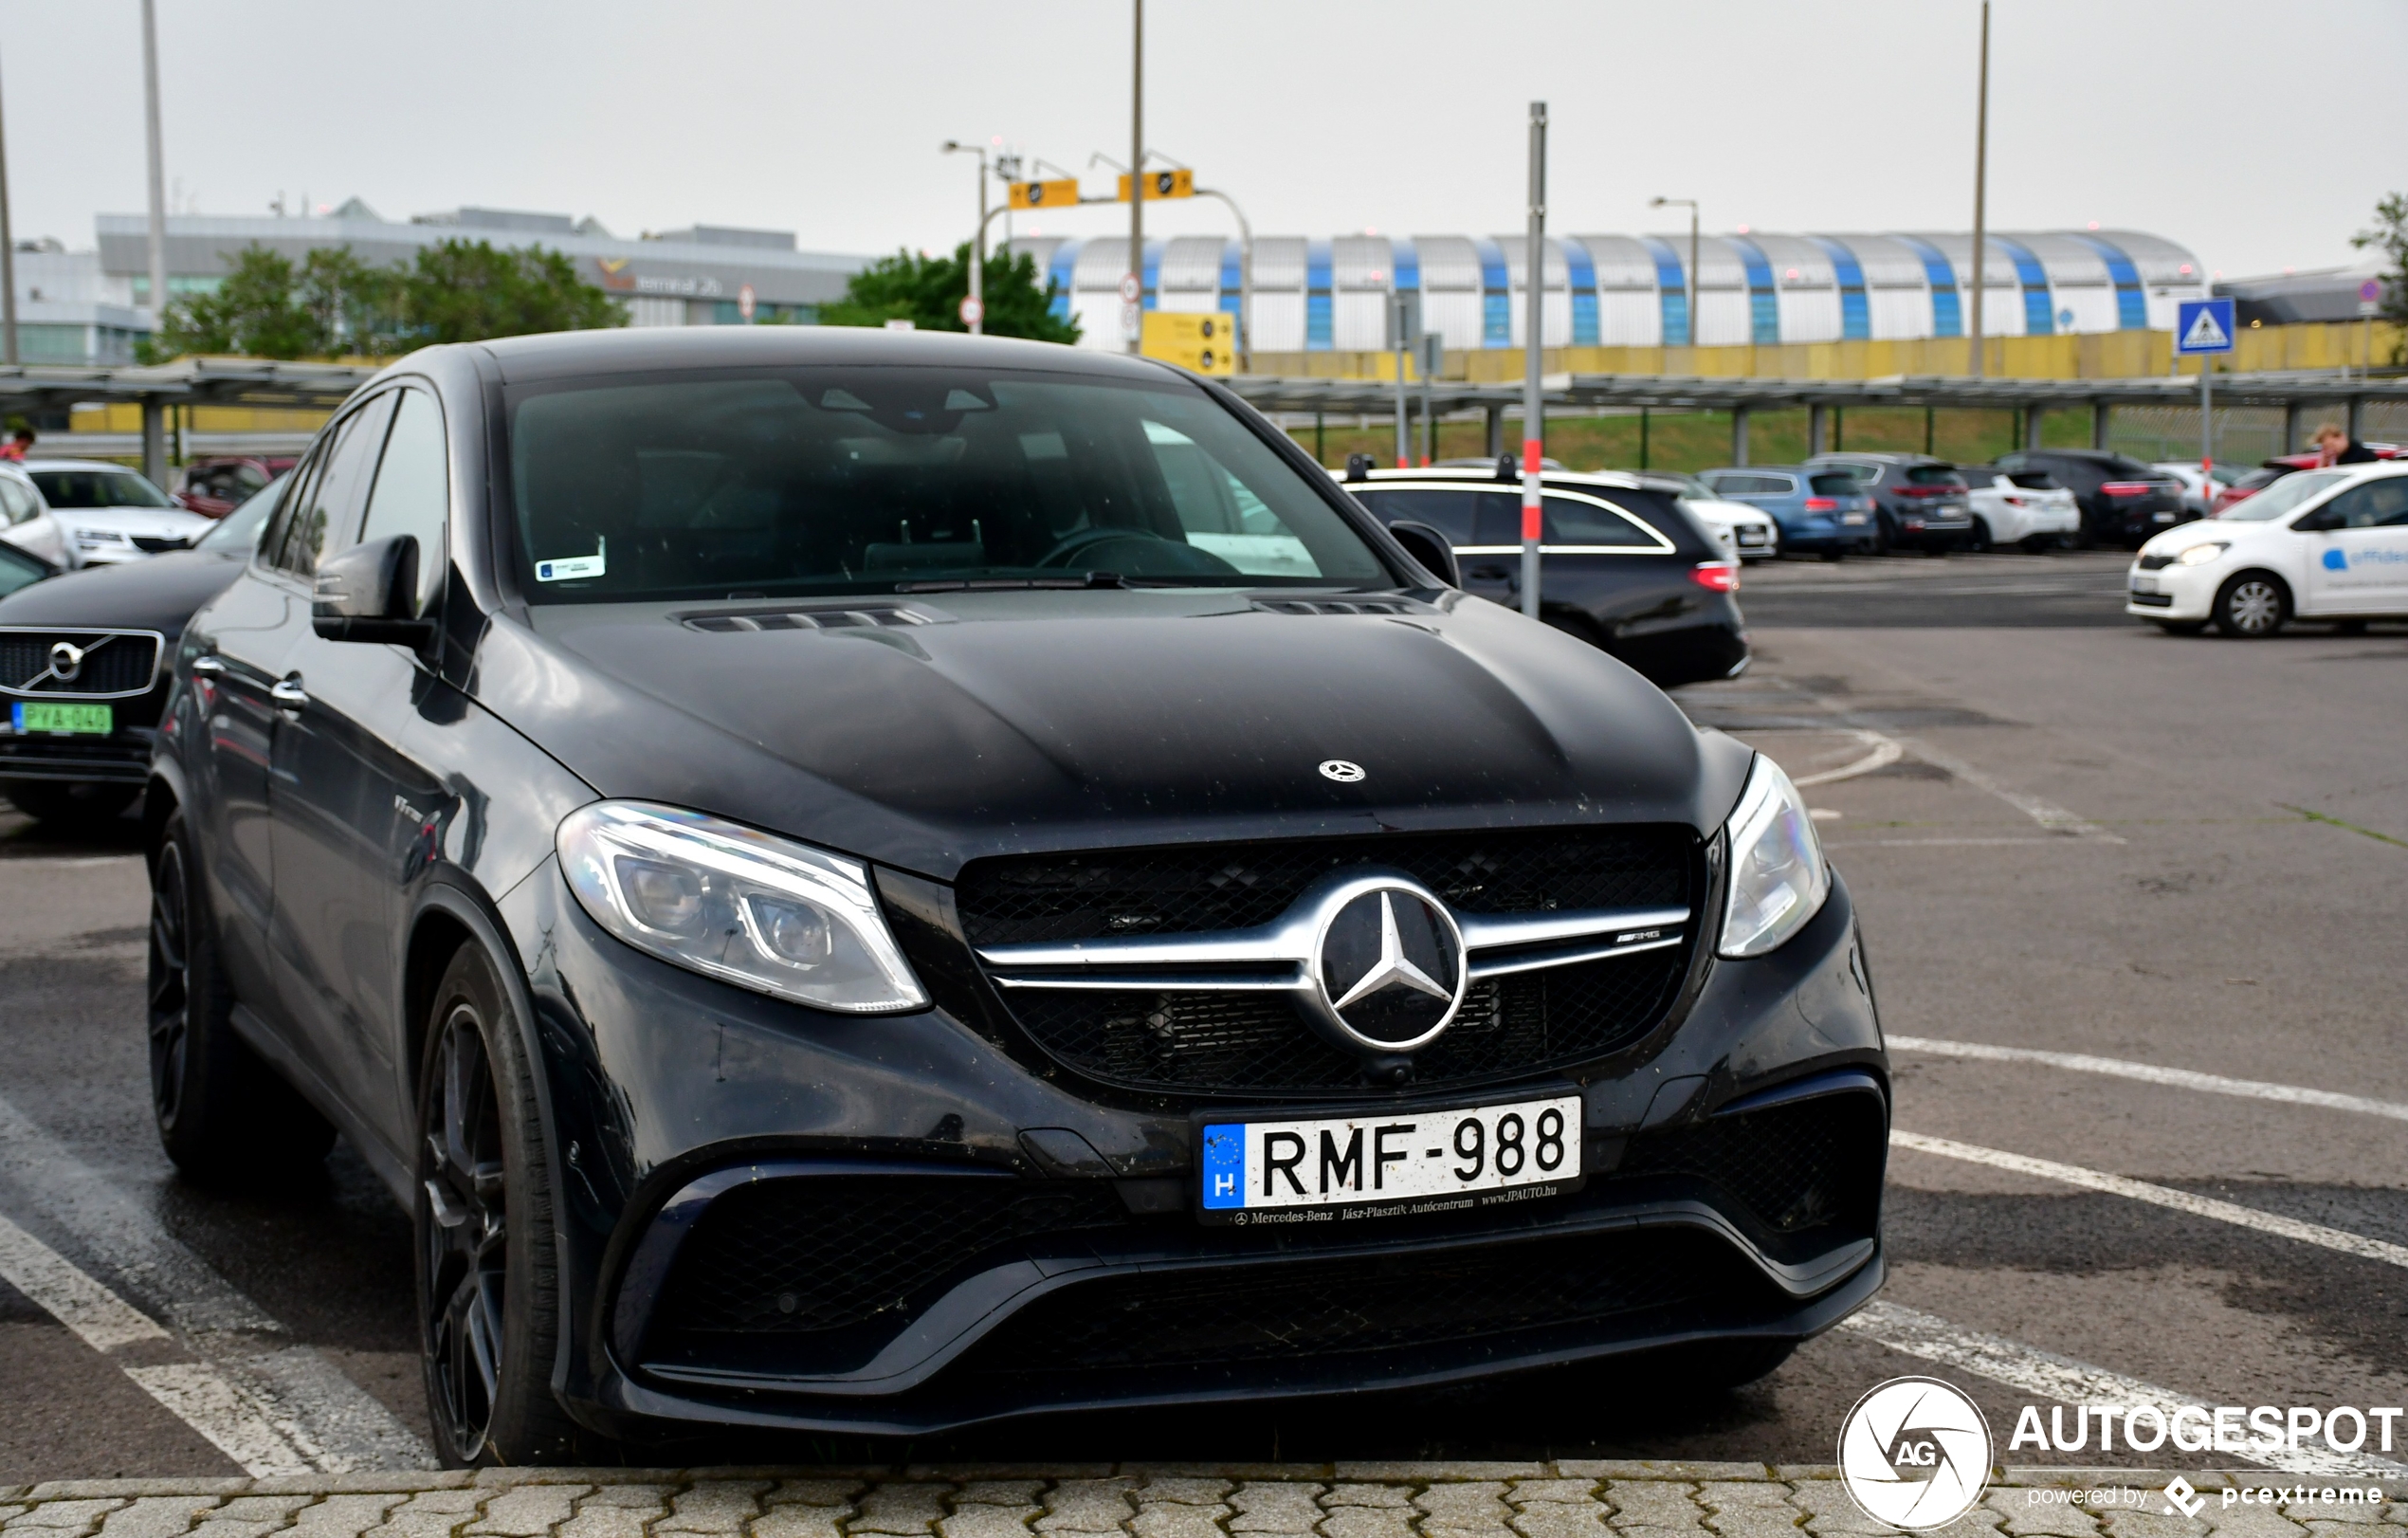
(1964, 517, 1993, 554)
(2018, 535, 2054, 555)
(1818, 545, 1847, 562)
(2333, 619, 2369, 635)
(1870, 516, 1894, 556)
(415, 944, 589, 1466)
(2212, 572, 2289, 638)
(147, 809, 336, 1181)
(5, 778, 139, 826)
(2152, 620, 2208, 636)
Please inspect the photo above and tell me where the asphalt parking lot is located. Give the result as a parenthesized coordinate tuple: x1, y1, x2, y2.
(2, 549, 2404, 1481)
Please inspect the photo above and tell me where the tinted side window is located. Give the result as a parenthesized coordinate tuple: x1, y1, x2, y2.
(358, 389, 450, 615)
(274, 394, 396, 578)
(2324, 480, 2408, 529)
(1904, 466, 1964, 486)
(1351, 487, 1483, 544)
(1543, 495, 1656, 547)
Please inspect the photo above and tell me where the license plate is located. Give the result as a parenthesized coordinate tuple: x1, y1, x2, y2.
(1198, 1093, 1583, 1224)
(2153, 511, 2177, 522)
(10, 702, 112, 735)
(1842, 513, 1868, 525)
(2129, 577, 2160, 595)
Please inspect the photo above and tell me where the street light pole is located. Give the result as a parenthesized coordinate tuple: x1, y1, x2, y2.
(1968, 0, 1990, 377)
(140, 0, 168, 329)
(941, 139, 989, 334)
(1521, 101, 1546, 621)
(1650, 196, 1699, 346)
(0, 44, 17, 367)
(1126, 0, 1144, 356)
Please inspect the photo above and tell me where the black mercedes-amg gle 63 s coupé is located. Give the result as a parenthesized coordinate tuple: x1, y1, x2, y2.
(145, 327, 1887, 1464)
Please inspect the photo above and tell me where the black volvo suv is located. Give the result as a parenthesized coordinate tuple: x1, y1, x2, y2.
(146, 329, 1886, 1464)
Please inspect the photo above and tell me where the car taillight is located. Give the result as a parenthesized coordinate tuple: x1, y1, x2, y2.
(2101, 482, 2155, 498)
(1691, 561, 1740, 593)
(2002, 494, 2029, 506)
(1803, 496, 1837, 512)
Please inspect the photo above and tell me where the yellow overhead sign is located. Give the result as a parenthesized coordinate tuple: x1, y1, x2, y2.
(1117, 169, 1195, 202)
(1009, 178, 1082, 211)
(1141, 312, 1237, 375)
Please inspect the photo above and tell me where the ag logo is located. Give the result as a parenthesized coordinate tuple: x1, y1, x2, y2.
(1837, 1376, 1993, 1530)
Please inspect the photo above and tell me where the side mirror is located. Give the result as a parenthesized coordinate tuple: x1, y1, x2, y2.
(1385, 520, 1460, 588)
(313, 534, 433, 644)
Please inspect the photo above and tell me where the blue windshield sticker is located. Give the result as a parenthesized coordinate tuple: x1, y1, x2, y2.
(537, 537, 605, 582)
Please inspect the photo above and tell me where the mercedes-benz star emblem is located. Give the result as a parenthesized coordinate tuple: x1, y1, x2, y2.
(1309, 880, 1467, 1053)
(46, 641, 84, 683)
(1318, 759, 1365, 782)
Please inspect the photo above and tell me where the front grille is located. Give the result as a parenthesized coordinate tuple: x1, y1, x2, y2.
(130, 535, 190, 554)
(958, 828, 1696, 1096)
(958, 1224, 1762, 1376)
(0, 631, 162, 698)
(654, 1176, 1128, 1336)
(2128, 593, 2174, 608)
(1618, 1090, 1887, 1239)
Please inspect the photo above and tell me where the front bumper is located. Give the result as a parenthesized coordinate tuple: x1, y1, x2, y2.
(496, 850, 1886, 1439)
(2124, 560, 2220, 621)
(0, 724, 156, 783)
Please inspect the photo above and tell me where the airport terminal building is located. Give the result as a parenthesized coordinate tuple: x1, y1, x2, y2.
(1007, 229, 2207, 354)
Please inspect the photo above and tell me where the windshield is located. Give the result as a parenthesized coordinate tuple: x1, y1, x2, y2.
(2220, 469, 2348, 522)
(504, 366, 1392, 602)
(1904, 465, 1965, 487)
(29, 467, 175, 509)
(193, 477, 284, 553)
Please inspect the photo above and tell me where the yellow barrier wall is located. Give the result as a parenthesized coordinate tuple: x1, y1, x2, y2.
(1250, 319, 2403, 384)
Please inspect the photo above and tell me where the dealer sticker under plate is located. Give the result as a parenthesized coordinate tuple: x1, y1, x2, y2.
(1198, 1093, 1583, 1225)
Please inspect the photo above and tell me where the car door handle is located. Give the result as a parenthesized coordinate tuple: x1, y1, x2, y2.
(189, 655, 226, 677)
(269, 676, 309, 713)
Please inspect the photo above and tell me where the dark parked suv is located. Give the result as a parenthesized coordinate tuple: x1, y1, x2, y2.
(1993, 449, 2187, 548)
(1802, 453, 1973, 553)
(1343, 465, 1748, 686)
(147, 328, 1886, 1463)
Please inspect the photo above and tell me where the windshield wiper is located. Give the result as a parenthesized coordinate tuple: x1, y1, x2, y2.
(898, 571, 1127, 593)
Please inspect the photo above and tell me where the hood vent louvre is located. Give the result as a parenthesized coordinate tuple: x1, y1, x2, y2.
(682, 606, 932, 633)
(1252, 597, 1425, 617)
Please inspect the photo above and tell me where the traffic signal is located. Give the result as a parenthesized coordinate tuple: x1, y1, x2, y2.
(1117, 169, 1195, 202)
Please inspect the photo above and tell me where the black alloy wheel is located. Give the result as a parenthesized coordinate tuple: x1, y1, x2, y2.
(1870, 515, 1895, 556)
(147, 809, 334, 1180)
(1963, 517, 1994, 554)
(2213, 573, 2289, 639)
(414, 945, 586, 1466)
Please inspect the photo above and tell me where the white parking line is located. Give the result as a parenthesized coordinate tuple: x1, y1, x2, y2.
(1890, 1035, 2408, 1123)
(1891, 1130, 2408, 1270)
(1789, 729, 1905, 788)
(1839, 1299, 2407, 1479)
(0, 1090, 434, 1471)
(0, 1209, 314, 1476)
(1889, 735, 2126, 844)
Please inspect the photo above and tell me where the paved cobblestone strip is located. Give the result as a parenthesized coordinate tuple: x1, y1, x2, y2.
(0, 1469, 2399, 1538)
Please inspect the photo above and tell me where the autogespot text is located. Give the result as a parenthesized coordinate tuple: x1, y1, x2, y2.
(2006, 1402, 2404, 1455)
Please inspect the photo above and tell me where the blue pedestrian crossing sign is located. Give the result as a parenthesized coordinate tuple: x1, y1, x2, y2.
(2176, 297, 2235, 355)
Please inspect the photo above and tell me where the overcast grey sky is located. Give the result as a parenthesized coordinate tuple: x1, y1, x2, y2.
(5, 0, 2399, 281)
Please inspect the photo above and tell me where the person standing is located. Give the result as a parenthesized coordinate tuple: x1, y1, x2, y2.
(0, 426, 31, 463)
(2313, 422, 2378, 466)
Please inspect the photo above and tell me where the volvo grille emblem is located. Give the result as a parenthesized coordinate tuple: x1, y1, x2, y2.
(1318, 759, 1365, 782)
(47, 641, 84, 683)
(1308, 880, 1467, 1053)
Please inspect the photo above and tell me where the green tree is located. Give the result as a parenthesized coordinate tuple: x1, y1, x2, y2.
(2352, 192, 2408, 363)
(143, 238, 622, 361)
(398, 240, 624, 345)
(818, 242, 1078, 342)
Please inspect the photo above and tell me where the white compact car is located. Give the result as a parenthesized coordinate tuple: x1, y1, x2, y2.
(1639, 473, 1780, 561)
(2126, 463, 2408, 636)
(2153, 461, 2245, 519)
(0, 463, 76, 570)
(23, 458, 212, 565)
(1961, 466, 2082, 552)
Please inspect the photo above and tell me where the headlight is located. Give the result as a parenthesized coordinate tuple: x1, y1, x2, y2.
(556, 801, 928, 1014)
(2174, 541, 2229, 566)
(1718, 756, 1832, 959)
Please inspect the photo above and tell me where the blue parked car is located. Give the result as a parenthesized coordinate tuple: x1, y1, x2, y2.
(1698, 466, 1878, 559)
